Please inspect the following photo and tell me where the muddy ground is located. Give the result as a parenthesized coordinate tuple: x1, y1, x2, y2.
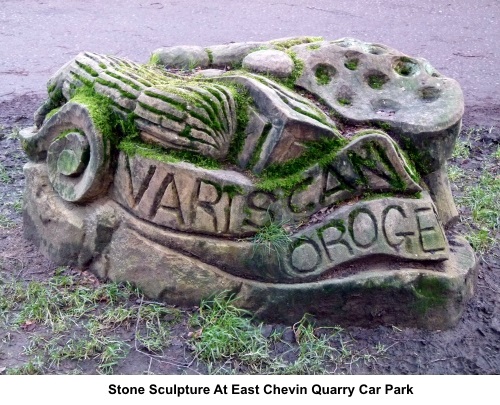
(0, 92, 498, 375)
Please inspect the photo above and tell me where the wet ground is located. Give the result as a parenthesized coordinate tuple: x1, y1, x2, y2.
(0, 1, 499, 374)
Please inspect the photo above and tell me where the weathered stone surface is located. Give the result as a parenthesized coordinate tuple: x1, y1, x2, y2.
(292, 38, 463, 133)
(201, 37, 323, 69)
(242, 50, 294, 78)
(23, 163, 117, 266)
(217, 74, 340, 172)
(111, 153, 256, 236)
(234, 235, 477, 329)
(150, 45, 210, 69)
(286, 194, 448, 279)
(100, 224, 241, 304)
(423, 166, 459, 226)
(196, 69, 226, 78)
(290, 38, 463, 174)
(36, 52, 238, 160)
(111, 130, 420, 237)
(134, 85, 237, 159)
(21, 102, 112, 202)
(20, 38, 473, 329)
(22, 166, 476, 328)
(205, 42, 268, 67)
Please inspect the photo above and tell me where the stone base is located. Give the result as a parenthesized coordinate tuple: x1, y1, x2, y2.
(23, 163, 477, 329)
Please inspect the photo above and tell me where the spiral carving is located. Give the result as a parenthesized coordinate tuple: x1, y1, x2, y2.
(23, 102, 112, 202)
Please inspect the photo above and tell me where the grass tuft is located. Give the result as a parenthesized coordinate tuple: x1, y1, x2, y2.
(189, 293, 269, 368)
(251, 219, 292, 256)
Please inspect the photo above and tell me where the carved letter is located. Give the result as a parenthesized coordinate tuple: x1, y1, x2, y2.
(382, 205, 414, 250)
(349, 208, 378, 249)
(415, 208, 446, 252)
(317, 220, 353, 262)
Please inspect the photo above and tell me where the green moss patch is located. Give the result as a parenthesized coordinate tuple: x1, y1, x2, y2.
(45, 107, 61, 121)
(226, 84, 253, 164)
(257, 136, 348, 194)
(278, 51, 305, 89)
(71, 86, 117, 141)
(413, 276, 448, 315)
(344, 59, 359, 71)
(148, 53, 161, 66)
(118, 138, 220, 169)
(315, 64, 334, 86)
(271, 37, 323, 51)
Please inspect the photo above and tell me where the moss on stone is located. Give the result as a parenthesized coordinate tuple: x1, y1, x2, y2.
(279, 51, 305, 89)
(95, 78, 137, 99)
(226, 85, 252, 164)
(118, 137, 220, 169)
(399, 135, 433, 177)
(315, 65, 331, 85)
(137, 101, 184, 122)
(105, 71, 143, 91)
(337, 98, 351, 106)
(344, 59, 359, 71)
(413, 276, 449, 314)
(347, 141, 407, 191)
(148, 53, 161, 66)
(144, 90, 187, 112)
(307, 44, 321, 50)
(206, 49, 214, 65)
(76, 61, 99, 77)
(45, 107, 61, 121)
(70, 85, 123, 145)
(248, 122, 272, 170)
(317, 219, 346, 237)
(271, 37, 323, 51)
(377, 121, 391, 131)
(256, 136, 348, 194)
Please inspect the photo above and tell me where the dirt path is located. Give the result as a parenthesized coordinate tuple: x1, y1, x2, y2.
(0, 1, 499, 374)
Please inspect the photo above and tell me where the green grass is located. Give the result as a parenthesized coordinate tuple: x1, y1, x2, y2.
(189, 293, 269, 369)
(0, 162, 11, 183)
(0, 268, 182, 374)
(0, 214, 14, 228)
(6, 357, 45, 375)
(449, 136, 499, 254)
(494, 145, 500, 160)
(189, 299, 387, 374)
(1, 269, 389, 375)
(251, 219, 292, 256)
(458, 171, 499, 253)
(447, 165, 465, 182)
(452, 139, 471, 159)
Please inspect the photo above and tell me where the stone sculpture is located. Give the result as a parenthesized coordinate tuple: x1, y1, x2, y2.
(20, 37, 477, 328)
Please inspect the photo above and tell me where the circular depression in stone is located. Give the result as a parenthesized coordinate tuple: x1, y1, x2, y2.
(344, 50, 361, 71)
(337, 85, 355, 107)
(314, 63, 337, 85)
(393, 57, 420, 76)
(365, 70, 390, 90)
(418, 86, 441, 102)
(54, 132, 90, 176)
